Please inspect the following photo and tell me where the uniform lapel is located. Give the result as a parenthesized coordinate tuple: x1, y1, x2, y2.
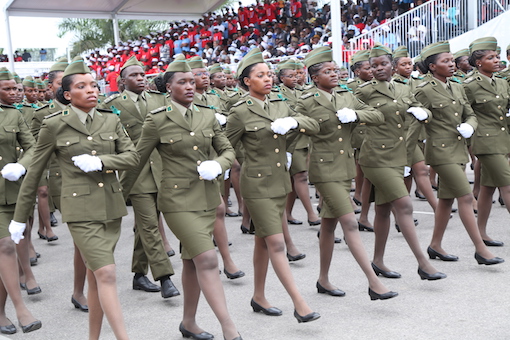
(164, 103, 191, 131)
(60, 107, 90, 135)
(89, 109, 106, 135)
(373, 79, 394, 99)
(246, 97, 273, 121)
(476, 73, 497, 95)
(190, 104, 204, 130)
(313, 91, 336, 113)
(429, 79, 454, 100)
(120, 91, 144, 121)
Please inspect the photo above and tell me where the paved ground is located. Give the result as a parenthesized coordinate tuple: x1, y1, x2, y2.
(2, 168, 510, 340)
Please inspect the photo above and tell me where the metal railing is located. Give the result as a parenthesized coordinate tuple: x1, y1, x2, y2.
(478, 0, 508, 24)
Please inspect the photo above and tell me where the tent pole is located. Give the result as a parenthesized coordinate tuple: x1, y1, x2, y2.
(113, 15, 120, 46)
(3, 9, 15, 71)
(330, 0, 342, 64)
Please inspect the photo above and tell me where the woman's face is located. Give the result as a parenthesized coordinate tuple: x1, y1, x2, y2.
(456, 55, 471, 73)
(24, 86, 39, 103)
(244, 63, 273, 98)
(280, 69, 297, 89)
(430, 52, 455, 79)
(166, 72, 195, 107)
(296, 68, 306, 85)
(478, 50, 500, 75)
(64, 73, 99, 112)
(211, 72, 226, 89)
(395, 57, 413, 78)
(370, 55, 393, 82)
(312, 61, 339, 90)
(0, 80, 18, 105)
(15, 84, 24, 103)
(356, 61, 373, 82)
(192, 68, 210, 91)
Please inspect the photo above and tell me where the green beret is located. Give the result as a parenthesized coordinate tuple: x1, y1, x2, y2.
(236, 48, 264, 77)
(351, 49, 370, 64)
(49, 57, 69, 72)
(303, 46, 332, 68)
(276, 59, 299, 72)
(369, 44, 392, 58)
(209, 63, 223, 75)
(393, 45, 409, 58)
(165, 57, 192, 73)
(420, 41, 450, 60)
(36, 81, 46, 90)
(453, 48, 469, 59)
(121, 56, 144, 73)
(63, 56, 91, 78)
(187, 56, 206, 69)
(22, 75, 37, 88)
(12, 72, 21, 84)
(469, 37, 497, 54)
(0, 67, 13, 81)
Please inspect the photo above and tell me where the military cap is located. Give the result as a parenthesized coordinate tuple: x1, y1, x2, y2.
(209, 63, 224, 75)
(63, 56, 91, 78)
(36, 80, 46, 89)
(12, 72, 21, 84)
(453, 48, 469, 60)
(276, 58, 299, 71)
(496, 46, 501, 55)
(187, 56, 206, 69)
(469, 37, 497, 54)
(506, 44, 510, 53)
(393, 45, 409, 58)
(121, 56, 144, 73)
(296, 61, 305, 69)
(224, 68, 232, 74)
(420, 41, 450, 60)
(303, 46, 332, 68)
(369, 43, 392, 58)
(236, 48, 264, 77)
(0, 67, 13, 81)
(414, 55, 422, 63)
(165, 56, 192, 73)
(351, 49, 370, 64)
(49, 57, 69, 72)
(22, 75, 37, 88)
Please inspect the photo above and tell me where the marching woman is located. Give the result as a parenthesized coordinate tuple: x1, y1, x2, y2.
(10, 57, 139, 339)
(297, 47, 397, 300)
(355, 44, 446, 280)
(463, 37, 510, 248)
(121, 59, 241, 340)
(226, 48, 321, 322)
(414, 41, 503, 265)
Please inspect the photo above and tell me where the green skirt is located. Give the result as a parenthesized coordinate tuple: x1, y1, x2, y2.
(432, 163, 471, 199)
(315, 180, 353, 218)
(245, 196, 286, 238)
(361, 166, 409, 205)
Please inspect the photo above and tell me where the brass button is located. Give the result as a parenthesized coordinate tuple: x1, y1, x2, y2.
(66, 141, 70, 145)
(377, 103, 380, 106)
(381, 145, 385, 148)
(150, 161, 154, 164)
(300, 128, 305, 133)
(486, 133, 490, 136)
(254, 126, 258, 130)
(170, 139, 174, 143)
(458, 136, 462, 140)
(498, 105, 502, 109)
(98, 182, 104, 188)
(496, 95, 500, 99)
(338, 137, 343, 142)
(319, 158, 324, 162)
(91, 150, 97, 155)
(395, 111, 400, 115)
(275, 148, 279, 153)
(439, 104, 443, 107)
(174, 184, 178, 188)
(87, 136, 93, 140)
(276, 162, 281, 167)
(340, 150, 344, 154)
(483, 99, 487, 102)
(397, 124, 401, 128)
(500, 116, 504, 120)
(441, 143, 445, 147)
(190, 132, 195, 136)
(72, 193, 77, 197)
(193, 146, 198, 150)
(454, 113, 458, 116)
(209, 133, 212, 137)
(16, 147, 20, 151)
(197, 160, 201, 165)
(319, 119, 323, 122)
(0, 156, 2, 160)
(337, 125, 342, 129)
(452, 101, 456, 104)
(109, 136, 113, 139)
(399, 136, 403, 141)
(12, 129, 15, 132)
(273, 134, 278, 139)
(424, 120, 429, 123)
(257, 173, 261, 177)
(393, 99, 397, 103)
(55, 172, 59, 175)
(502, 127, 506, 131)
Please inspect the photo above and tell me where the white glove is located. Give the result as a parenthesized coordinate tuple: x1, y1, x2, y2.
(407, 107, 428, 121)
(224, 168, 231, 180)
(286, 152, 292, 170)
(336, 108, 358, 123)
(271, 117, 298, 135)
(457, 123, 474, 139)
(197, 160, 222, 181)
(71, 154, 103, 172)
(404, 166, 412, 178)
(9, 220, 25, 244)
(506, 109, 510, 117)
(215, 113, 227, 125)
(1, 163, 26, 181)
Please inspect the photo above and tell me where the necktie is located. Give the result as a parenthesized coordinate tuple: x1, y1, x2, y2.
(331, 93, 337, 109)
(185, 108, 192, 125)
(138, 94, 147, 116)
(389, 82, 395, 95)
(85, 114, 92, 130)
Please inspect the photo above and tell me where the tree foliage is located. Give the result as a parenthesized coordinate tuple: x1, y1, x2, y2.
(58, 19, 167, 56)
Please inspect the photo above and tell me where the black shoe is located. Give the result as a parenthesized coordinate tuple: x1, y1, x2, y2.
(483, 239, 504, 247)
(161, 277, 180, 298)
(368, 288, 398, 301)
(417, 267, 447, 280)
(20, 283, 26, 290)
(37, 231, 46, 240)
(30, 257, 37, 266)
(353, 197, 362, 206)
(46, 235, 58, 242)
(287, 219, 303, 225)
(225, 211, 239, 217)
(316, 231, 342, 243)
(395, 224, 401, 233)
(431, 185, 438, 191)
(499, 196, 505, 206)
(19, 320, 41, 334)
(414, 190, 426, 200)
(371, 263, 401, 279)
(36, 252, 41, 258)
(316, 206, 321, 213)
(167, 249, 176, 257)
(451, 208, 458, 213)
(293, 310, 320, 323)
(227, 198, 232, 207)
(427, 246, 459, 261)
(354, 208, 361, 214)
(316, 281, 345, 297)
(26, 286, 42, 295)
(50, 212, 58, 226)
(179, 322, 214, 340)
(224, 269, 245, 279)
(213, 239, 232, 247)
(358, 222, 374, 232)
(414, 218, 419, 226)
(240, 225, 254, 234)
(308, 219, 321, 226)
(225, 336, 243, 340)
(71, 296, 89, 312)
(474, 253, 505, 265)
(250, 299, 282, 316)
(287, 253, 306, 262)
(0, 321, 16, 335)
(132, 274, 160, 292)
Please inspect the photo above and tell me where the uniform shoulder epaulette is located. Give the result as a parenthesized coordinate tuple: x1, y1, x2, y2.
(463, 77, 475, 84)
(240, 92, 250, 98)
(346, 78, 356, 84)
(393, 78, 408, 84)
(450, 77, 462, 84)
(416, 81, 429, 88)
(103, 93, 120, 104)
(269, 97, 284, 102)
(96, 108, 114, 114)
(147, 89, 164, 95)
(35, 103, 49, 111)
(358, 81, 372, 88)
(149, 106, 167, 114)
(44, 111, 62, 119)
(227, 91, 239, 98)
(300, 92, 314, 100)
(303, 84, 315, 90)
(232, 99, 246, 108)
(194, 103, 213, 109)
(411, 74, 424, 80)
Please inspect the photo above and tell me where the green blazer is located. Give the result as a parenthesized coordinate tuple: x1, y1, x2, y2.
(347, 78, 368, 149)
(0, 104, 35, 205)
(296, 88, 383, 183)
(415, 78, 477, 166)
(463, 71, 510, 155)
(121, 102, 235, 212)
(13, 107, 139, 223)
(226, 96, 319, 199)
(355, 79, 431, 168)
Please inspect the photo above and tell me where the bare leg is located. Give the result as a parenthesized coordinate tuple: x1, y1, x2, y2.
(37, 186, 57, 239)
(157, 214, 174, 254)
(214, 199, 241, 274)
(358, 178, 373, 228)
(477, 186, 495, 241)
(15, 235, 39, 291)
(180, 259, 201, 333)
(482, 185, 510, 240)
(73, 244, 87, 307)
(252, 236, 270, 306)
(413, 161, 437, 211)
(429, 167, 438, 188)
(282, 212, 303, 257)
(87, 268, 103, 340)
(317, 217, 337, 291)
(223, 178, 237, 215)
(230, 160, 243, 213)
(353, 160, 363, 202)
(472, 158, 481, 200)
(285, 177, 298, 221)
(293, 172, 319, 222)
(0, 277, 11, 326)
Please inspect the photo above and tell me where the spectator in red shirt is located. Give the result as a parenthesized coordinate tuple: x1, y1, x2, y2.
(291, 0, 302, 23)
(238, 6, 249, 28)
(264, 0, 277, 22)
(105, 67, 119, 94)
(213, 28, 223, 43)
(353, 14, 366, 31)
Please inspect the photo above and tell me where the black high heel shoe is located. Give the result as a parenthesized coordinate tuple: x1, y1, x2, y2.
(240, 225, 254, 234)
(179, 322, 214, 340)
(0, 319, 16, 335)
(482, 239, 504, 247)
(368, 288, 398, 301)
(414, 190, 426, 200)
(353, 197, 362, 206)
(46, 235, 58, 242)
(19, 320, 41, 334)
(316, 231, 342, 243)
(37, 231, 46, 240)
(224, 335, 243, 340)
(224, 269, 245, 279)
(371, 263, 401, 279)
(358, 222, 374, 232)
(499, 196, 505, 206)
(474, 253, 505, 265)
(427, 246, 459, 261)
(417, 267, 447, 280)
(71, 296, 89, 312)
(293, 310, 320, 323)
(287, 253, 306, 262)
(250, 299, 282, 316)
(316, 281, 345, 296)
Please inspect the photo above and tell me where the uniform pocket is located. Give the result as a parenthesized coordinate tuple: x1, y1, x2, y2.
(163, 178, 190, 189)
(246, 165, 272, 178)
(371, 139, 395, 149)
(62, 185, 90, 198)
(99, 132, 119, 154)
(2, 126, 20, 146)
(310, 152, 334, 163)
